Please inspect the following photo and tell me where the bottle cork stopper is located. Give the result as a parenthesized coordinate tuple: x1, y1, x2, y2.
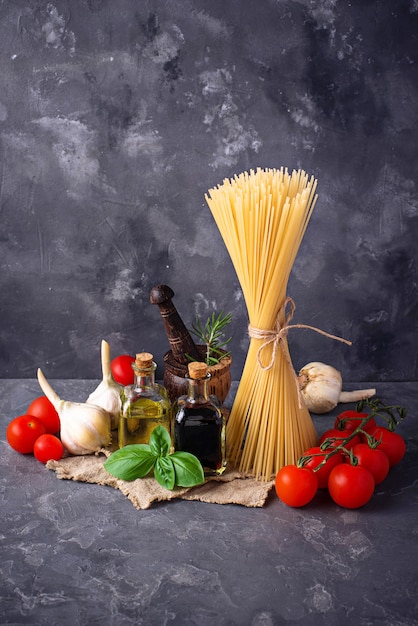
(135, 352, 154, 368)
(188, 361, 208, 379)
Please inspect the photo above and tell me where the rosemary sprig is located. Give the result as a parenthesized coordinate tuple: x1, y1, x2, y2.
(187, 310, 232, 366)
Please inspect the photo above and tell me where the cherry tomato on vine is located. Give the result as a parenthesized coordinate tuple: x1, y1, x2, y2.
(111, 354, 135, 386)
(328, 463, 375, 509)
(350, 443, 390, 485)
(301, 446, 344, 489)
(6, 415, 47, 454)
(334, 410, 376, 434)
(319, 428, 361, 451)
(27, 396, 60, 434)
(33, 434, 65, 464)
(368, 426, 406, 467)
(275, 464, 318, 507)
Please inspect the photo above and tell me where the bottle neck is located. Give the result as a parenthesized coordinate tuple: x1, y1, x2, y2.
(134, 365, 156, 392)
(187, 375, 210, 404)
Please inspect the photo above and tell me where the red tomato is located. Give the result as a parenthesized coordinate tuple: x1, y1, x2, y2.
(368, 427, 406, 467)
(350, 443, 390, 485)
(328, 463, 375, 509)
(27, 396, 60, 434)
(275, 464, 318, 507)
(319, 428, 361, 451)
(301, 446, 344, 489)
(334, 411, 376, 433)
(33, 434, 65, 464)
(111, 354, 135, 386)
(6, 415, 47, 454)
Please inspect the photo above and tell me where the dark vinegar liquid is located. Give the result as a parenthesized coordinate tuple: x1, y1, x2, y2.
(174, 405, 224, 472)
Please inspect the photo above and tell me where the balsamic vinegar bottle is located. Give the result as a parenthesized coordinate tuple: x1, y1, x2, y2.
(174, 361, 226, 476)
(119, 352, 172, 448)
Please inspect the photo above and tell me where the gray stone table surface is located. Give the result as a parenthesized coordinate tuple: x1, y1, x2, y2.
(0, 379, 417, 626)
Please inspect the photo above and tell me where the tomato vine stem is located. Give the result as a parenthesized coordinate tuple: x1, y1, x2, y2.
(298, 398, 407, 473)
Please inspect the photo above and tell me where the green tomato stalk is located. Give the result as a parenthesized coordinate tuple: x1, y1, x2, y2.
(298, 398, 407, 472)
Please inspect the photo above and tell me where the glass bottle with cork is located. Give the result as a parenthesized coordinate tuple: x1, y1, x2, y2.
(119, 352, 172, 448)
(173, 361, 226, 476)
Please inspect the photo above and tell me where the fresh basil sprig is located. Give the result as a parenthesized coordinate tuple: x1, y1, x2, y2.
(104, 425, 204, 490)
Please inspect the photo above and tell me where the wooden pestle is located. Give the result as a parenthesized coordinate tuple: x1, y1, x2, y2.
(150, 284, 200, 365)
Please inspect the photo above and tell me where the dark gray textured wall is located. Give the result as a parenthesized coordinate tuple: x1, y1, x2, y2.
(1, 0, 417, 383)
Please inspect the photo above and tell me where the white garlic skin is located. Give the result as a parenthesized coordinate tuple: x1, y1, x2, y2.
(37, 368, 112, 456)
(58, 400, 112, 455)
(86, 339, 122, 430)
(86, 381, 121, 430)
(298, 361, 343, 414)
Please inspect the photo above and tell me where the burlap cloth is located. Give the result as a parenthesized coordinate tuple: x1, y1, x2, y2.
(46, 449, 275, 509)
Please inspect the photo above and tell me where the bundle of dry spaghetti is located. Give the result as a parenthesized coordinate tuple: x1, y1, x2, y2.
(205, 167, 319, 481)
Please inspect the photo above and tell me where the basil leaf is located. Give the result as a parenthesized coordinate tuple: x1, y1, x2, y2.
(149, 425, 171, 457)
(170, 452, 205, 487)
(154, 456, 175, 490)
(104, 444, 156, 481)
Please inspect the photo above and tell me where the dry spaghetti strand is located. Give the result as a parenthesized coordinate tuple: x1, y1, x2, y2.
(205, 167, 319, 481)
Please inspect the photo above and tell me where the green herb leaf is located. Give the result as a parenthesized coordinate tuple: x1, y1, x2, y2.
(149, 424, 171, 456)
(103, 429, 205, 491)
(104, 444, 156, 481)
(170, 451, 205, 487)
(188, 310, 232, 365)
(154, 455, 176, 490)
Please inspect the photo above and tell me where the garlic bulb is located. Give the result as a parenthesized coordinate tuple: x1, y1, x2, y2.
(86, 339, 122, 430)
(37, 368, 111, 455)
(298, 361, 376, 414)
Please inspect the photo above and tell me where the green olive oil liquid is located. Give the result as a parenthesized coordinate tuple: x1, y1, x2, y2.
(119, 390, 171, 447)
(118, 352, 172, 448)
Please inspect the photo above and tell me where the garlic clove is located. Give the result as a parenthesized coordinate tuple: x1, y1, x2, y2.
(37, 368, 111, 455)
(86, 339, 122, 430)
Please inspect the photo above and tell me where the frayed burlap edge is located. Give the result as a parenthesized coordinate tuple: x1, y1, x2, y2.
(46, 450, 274, 510)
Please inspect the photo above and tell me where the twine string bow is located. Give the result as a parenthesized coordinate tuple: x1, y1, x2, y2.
(248, 297, 352, 407)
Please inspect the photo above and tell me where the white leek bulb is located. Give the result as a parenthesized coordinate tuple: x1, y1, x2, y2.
(37, 368, 111, 455)
(298, 361, 376, 414)
(86, 339, 122, 430)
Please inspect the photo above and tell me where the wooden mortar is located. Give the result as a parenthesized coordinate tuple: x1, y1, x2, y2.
(163, 346, 232, 403)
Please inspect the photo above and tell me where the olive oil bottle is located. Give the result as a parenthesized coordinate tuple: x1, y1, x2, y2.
(174, 361, 226, 476)
(119, 352, 171, 448)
